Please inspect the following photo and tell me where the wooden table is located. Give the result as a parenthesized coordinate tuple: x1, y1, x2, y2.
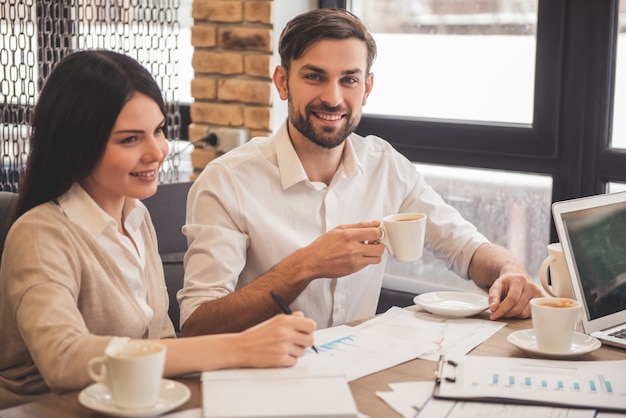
(1, 313, 624, 418)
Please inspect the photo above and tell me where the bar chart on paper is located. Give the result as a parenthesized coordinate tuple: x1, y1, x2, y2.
(435, 356, 626, 412)
(296, 325, 419, 382)
(487, 371, 613, 394)
(316, 334, 360, 352)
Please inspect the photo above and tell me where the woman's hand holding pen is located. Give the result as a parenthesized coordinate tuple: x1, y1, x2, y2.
(231, 312, 317, 368)
(271, 291, 319, 353)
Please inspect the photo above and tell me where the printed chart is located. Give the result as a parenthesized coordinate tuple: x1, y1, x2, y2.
(435, 355, 626, 412)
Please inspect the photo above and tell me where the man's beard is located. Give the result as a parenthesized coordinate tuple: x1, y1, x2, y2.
(288, 100, 360, 150)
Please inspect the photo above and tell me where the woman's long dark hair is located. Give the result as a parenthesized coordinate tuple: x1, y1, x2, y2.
(15, 50, 166, 219)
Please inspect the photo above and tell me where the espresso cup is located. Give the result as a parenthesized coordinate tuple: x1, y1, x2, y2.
(87, 341, 166, 409)
(539, 243, 575, 299)
(530, 297, 582, 353)
(379, 213, 427, 262)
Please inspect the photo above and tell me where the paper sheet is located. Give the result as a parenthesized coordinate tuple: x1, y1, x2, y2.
(201, 368, 358, 417)
(297, 325, 420, 381)
(376, 381, 434, 417)
(374, 381, 596, 418)
(355, 306, 506, 361)
(419, 398, 596, 418)
(297, 307, 506, 381)
(436, 355, 626, 412)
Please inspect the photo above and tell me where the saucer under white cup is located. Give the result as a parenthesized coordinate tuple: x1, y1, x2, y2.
(414, 291, 489, 318)
(507, 329, 601, 360)
(78, 379, 190, 417)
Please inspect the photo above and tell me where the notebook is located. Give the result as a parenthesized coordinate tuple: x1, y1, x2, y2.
(552, 191, 626, 349)
(201, 367, 358, 418)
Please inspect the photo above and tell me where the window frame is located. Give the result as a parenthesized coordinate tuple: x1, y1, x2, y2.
(357, 0, 563, 165)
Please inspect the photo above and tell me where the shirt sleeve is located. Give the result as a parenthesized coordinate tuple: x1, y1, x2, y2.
(179, 163, 249, 328)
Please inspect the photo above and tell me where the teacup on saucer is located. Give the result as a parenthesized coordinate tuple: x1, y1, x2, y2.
(507, 329, 601, 360)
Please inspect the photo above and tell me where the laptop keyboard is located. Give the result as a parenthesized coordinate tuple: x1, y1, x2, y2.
(608, 329, 626, 339)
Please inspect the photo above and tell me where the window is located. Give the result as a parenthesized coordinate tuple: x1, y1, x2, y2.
(354, 0, 538, 124)
(352, 0, 553, 288)
(611, 2, 626, 149)
(384, 164, 552, 294)
(346, 0, 626, 290)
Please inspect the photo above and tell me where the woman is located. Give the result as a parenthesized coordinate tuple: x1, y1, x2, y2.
(0, 50, 316, 409)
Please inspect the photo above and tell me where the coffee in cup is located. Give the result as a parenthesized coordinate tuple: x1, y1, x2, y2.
(87, 340, 166, 409)
(530, 297, 582, 353)
(539, 242, 575, 299)
(378, 213, 427, 262)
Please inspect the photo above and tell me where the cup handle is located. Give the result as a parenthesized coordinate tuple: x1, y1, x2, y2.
(87, 356, 107, 383)
(378, 224, 393, 257)
(539, 255, 557, 297)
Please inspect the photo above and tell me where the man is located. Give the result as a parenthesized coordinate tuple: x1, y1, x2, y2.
(179, 8, 543, 336)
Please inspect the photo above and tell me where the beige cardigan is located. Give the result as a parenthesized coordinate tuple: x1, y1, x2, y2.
(0, 199, 175, 409)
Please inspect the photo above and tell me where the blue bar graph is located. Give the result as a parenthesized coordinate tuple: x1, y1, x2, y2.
(599, 375, 613, 393)
(477, 365, 621, 409)
(450, 356, 625, 411)
(316, 335, 357, 353)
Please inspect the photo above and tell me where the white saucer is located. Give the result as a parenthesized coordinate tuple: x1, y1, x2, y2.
(508, 329, 601, 359)
(413, 291, 489, 317)
(78, 379, 191, 417)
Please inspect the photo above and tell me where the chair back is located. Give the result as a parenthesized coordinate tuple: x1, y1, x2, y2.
(142, 182, 192, 334)
(0, 191, 18, 261)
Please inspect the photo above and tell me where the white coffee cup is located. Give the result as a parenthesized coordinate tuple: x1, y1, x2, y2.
(87, 341, 166, 409)
(530, 297, 582, 353)
(539, 242, 575, 299)
(379, 213, 427, 262)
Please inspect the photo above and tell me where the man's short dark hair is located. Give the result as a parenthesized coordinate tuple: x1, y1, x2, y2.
(278, 8, 377, 73)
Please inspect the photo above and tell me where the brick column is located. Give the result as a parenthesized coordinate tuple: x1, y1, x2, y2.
(189, 0, 274, 178)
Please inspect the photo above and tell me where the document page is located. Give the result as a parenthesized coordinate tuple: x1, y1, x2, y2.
(296, 325, 420, 381)
(296, 306, 505, 381)
(435, 355, 626, 412)
(355, 306, 506, 361)
(201, 367, 358, 418)
(375, 381, 596, 418)
(420, 398, 596, 418)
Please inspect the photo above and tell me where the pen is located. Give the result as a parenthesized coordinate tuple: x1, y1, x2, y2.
(270, 291, 319, 354)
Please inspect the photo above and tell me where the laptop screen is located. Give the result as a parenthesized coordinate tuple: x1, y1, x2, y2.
(560, 200, 626, 321)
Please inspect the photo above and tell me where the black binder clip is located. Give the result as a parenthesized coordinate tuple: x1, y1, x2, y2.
(435, 354, 458, 383)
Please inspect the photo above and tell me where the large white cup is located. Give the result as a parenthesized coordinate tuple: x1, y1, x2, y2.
(379, 213, 427, 262)
(87, 341, 166, 409)
(539, 243, 575, 299)
(530, 297, 582, 353)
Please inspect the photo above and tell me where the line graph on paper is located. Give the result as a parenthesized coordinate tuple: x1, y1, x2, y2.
(315, 334, 361, 353)
(354, 306, 506, 361)
(295, 307, 505, 381)
(295, 324, 419, 382)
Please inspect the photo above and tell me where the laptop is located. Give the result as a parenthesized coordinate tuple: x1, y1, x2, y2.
(552, 191, 626, 349)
